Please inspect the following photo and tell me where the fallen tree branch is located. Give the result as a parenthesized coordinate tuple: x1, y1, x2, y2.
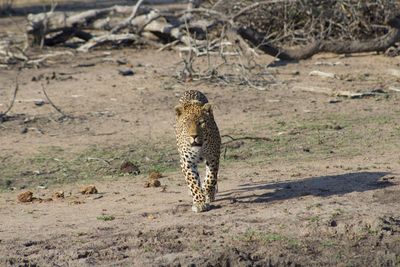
(0, 74, 19, 120)
(157, 39, 180, 52)
(221, 134, 271, 145)
(43, 28, 93, 46)
(27, 5, 151, 34)
(26, 51, 75, 66)
(26, 4, 152, 45)
(77, 33, 140, 52)
(237, 15, 400, 60)
(41, 83, 71, 119)
(111, 0, 145, 34)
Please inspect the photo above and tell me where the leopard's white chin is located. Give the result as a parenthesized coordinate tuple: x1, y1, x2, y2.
(190, 145, 202, 153)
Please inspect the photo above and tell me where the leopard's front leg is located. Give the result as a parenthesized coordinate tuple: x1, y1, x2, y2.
(203, 158, 219, 203)
(180, 160, 209, 213)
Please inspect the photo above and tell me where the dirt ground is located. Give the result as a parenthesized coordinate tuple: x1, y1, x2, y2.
(0, 15, 400, 267)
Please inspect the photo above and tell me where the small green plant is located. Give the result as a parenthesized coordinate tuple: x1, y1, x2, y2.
(239, 229, 285, 244)
(142, 244, 153, 252)
(322, 240, 336, 247)
(309, 215, 320, 223)
(96, 215, 115, 221)
(363, 226, 379, 235)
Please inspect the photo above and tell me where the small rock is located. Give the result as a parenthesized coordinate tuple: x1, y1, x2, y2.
(20, 127, 28, 134)
(34, 100, 45, 106)
(291, 70, 300, 75)
(328, 99, 341, 104)
(118, 68, 134, 76)
(79, 185, 98, 195)
(330, 220, 337, 227)
(229, 198, 237, 204)
(18, 191, 34, 202)
(120, 161, 140, 175)
(24, 240, 37, 247)
(309, 70, 337, 79)
(144, 179, 161, 188)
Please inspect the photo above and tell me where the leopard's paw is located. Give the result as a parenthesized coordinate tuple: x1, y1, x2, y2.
(191, 202, 210, 213)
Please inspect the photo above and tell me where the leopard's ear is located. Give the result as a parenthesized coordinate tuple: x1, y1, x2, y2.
(202, 103, 213, 115)
(175, 104, 183, 117)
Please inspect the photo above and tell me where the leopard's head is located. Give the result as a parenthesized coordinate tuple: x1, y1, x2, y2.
(175, 100, 213, 147)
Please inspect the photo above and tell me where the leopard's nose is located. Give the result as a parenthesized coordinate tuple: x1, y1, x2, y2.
(190, 135, 201, 145)
(190, 135, 198, 143)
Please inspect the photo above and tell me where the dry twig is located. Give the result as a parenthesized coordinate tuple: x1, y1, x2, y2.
(41, 83, 71, 119)
(0, 73, 20, 120)
(222, 134, 271, 145)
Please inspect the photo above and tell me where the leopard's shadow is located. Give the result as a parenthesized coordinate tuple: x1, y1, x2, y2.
(217, 172, 394, 203)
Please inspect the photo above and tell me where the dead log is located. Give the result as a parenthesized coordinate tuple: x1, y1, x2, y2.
(77, 33, 140, 52)
(236, 15, 400, 60)
(26, 5, 152, 45)
(110, 0, 145, 34)
(144, 17, 207, 47)
(43, 28, 93, 46)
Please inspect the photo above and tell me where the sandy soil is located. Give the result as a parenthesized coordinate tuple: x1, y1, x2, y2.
(0, 15, 400, 267)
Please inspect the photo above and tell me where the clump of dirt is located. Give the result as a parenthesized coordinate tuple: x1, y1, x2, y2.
(17, 190, 53, 203)
(144, 171, 162, 188)
(69, 200, 85, 205)
(79, 185, 98, 194)
(17, 191, 34, 202)
(120, 161, 140, 175)
(148, 171, 162, 180)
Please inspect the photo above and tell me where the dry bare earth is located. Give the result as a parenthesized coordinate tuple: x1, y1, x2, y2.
(0, 18, 400, 267)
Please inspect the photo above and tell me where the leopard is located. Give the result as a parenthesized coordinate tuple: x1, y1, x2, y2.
(174, 90, 221, 213)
